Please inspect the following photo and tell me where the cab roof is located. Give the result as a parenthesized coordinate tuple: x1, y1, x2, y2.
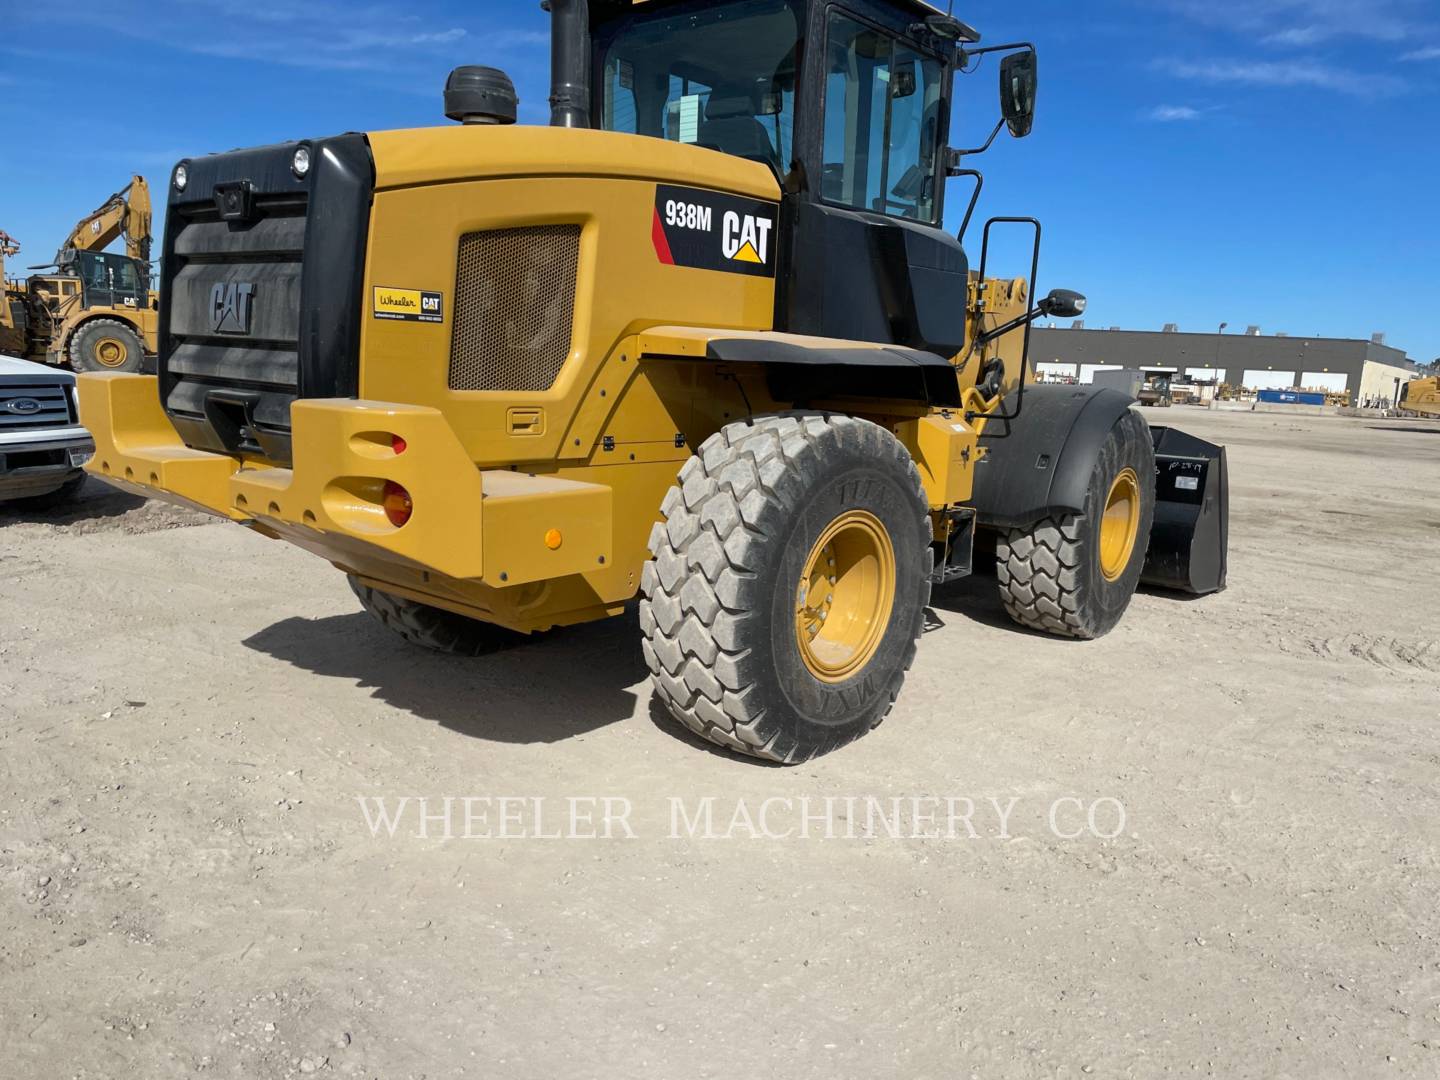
(598, 0, 954, 17)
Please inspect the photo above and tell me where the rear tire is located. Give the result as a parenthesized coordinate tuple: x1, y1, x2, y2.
(348, 577, 535, 657)
(996, 408, 1155, 639)
(69, 319, 146, 374)
(640, 412, 932, 765)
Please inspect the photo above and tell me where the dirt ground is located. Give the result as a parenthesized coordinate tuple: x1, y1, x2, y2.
(2, 408, 1438, 1079)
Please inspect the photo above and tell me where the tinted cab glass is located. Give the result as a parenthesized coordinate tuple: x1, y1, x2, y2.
(596, 0, 802, 176)
(77, 252, 146, 310)
(821, 11, 944, 222)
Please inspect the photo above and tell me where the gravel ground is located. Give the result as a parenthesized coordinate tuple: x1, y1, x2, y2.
(2, 408, 1438, 1079)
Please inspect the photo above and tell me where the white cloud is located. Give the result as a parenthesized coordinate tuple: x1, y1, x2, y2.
(9, 2, 545, 75)
(1146, 105, 1204, 121)
(1400, 45, 1440, 61)
(1162, 58, 1405, 97)
(1159, 0, 1425, 46)
(1262, 26, 1331, 46)
(409, 29, 467, 46)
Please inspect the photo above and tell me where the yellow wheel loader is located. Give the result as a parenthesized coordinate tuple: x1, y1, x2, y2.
(0, 229, 25, 356)
(1399, 376, 1439, 419)
(79, 0, 1228, 763)
(9, 177, 157, 374)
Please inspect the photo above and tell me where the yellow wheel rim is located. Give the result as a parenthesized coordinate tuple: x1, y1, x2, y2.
(795, 510, 897, 683)
(94, 336, 129, 368)
(1099, 467, 1142, 582)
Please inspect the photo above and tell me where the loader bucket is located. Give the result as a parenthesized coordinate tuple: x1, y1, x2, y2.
(1141, 427, 1229, 595)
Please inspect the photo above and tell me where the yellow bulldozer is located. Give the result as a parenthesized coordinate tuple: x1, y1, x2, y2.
(79, 0, 1228, 763)
(2, 176, 157, 373)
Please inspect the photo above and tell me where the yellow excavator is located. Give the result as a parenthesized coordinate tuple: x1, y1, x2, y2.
(4, 177, 158, 372)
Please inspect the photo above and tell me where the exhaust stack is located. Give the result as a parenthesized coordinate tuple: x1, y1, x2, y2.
(545, 0, 591, 128)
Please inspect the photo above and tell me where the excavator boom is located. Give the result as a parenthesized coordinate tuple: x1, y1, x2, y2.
(55, 176, 152, 267)
(1, 228, 18, 282)
(1, 229, 21, 349)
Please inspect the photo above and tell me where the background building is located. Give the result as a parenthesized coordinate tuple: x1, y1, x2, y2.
(1030, 326, 1421, 406)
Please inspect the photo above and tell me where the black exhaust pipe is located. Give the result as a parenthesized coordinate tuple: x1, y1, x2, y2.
(544, 0, 591, 128)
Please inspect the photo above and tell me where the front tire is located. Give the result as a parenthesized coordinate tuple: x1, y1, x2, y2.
(995, 408, 1155, 639)
(6, 474, 87, 511)
(69, 319, 146, 374)
(348, 577, 535, 657)
(641, 413, 932, 764)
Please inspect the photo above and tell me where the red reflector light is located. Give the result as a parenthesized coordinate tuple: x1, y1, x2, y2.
(391, 434, 408, 455)
(382, 481, 413, 528)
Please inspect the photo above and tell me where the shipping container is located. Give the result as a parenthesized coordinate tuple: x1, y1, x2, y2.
(1256, 389, 1326, 406)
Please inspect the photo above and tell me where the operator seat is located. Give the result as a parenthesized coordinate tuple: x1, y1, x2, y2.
(697, 89, 781, 174)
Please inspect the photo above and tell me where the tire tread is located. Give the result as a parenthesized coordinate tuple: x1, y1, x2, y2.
(348, 577, 533, 657)
(640, 412, 931, 764)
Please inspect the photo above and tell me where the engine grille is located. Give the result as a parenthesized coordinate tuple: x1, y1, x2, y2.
(164, 196, 309, 445)
(449, 225, 581, 393)
(0, 380, 74, 433)
(157, 135, 372, 466)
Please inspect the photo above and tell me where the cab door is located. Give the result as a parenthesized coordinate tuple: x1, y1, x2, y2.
(778, 3, 967, 356)
(78, 252, 146, 311)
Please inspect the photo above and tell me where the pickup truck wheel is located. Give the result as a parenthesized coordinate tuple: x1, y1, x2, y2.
(995, 408, 1156, 639)
(640, 413, 932, 765)
(348, 577, 535, 657)
(7, 474, 87, 510)
(70, 319, 146, 374)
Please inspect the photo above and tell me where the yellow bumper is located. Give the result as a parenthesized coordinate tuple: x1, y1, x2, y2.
(78, 374, 611, 587)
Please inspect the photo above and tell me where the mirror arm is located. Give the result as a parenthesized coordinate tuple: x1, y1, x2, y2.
(960, 40, 1036, 61)
(975, 290, 1086, 347)
(947, 167, 984, 243)
(974, 304, 1047, 349)
(950, 119, 1004, 159)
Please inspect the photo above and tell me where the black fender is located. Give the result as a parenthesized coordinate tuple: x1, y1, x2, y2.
(967, 384, 1138, 528)
(703, 336, 963, 408)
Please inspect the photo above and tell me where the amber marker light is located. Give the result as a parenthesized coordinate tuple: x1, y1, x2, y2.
(382, 481, 413, 527)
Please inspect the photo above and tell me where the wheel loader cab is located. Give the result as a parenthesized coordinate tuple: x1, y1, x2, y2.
(592, 0, 969, 355)
(594, 0, 800, 175)
(69, 251, 148, 311)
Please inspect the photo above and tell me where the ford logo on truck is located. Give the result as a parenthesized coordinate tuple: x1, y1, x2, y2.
(5, 398, 42, 415)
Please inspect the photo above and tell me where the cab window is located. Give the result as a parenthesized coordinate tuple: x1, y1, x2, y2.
(821, 12, 944, 221)
(597, 0, 801, 175)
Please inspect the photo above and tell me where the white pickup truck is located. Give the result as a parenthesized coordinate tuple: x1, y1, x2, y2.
(0, 354, 95, 507)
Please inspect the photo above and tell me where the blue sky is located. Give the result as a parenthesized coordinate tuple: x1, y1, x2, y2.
(3, 0, 1437, 362)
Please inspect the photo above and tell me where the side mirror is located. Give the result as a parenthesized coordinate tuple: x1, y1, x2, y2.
(1000, 51, 1037, 138)
(1039, 288, 1086, 319)
(891, 61, 917, 99)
